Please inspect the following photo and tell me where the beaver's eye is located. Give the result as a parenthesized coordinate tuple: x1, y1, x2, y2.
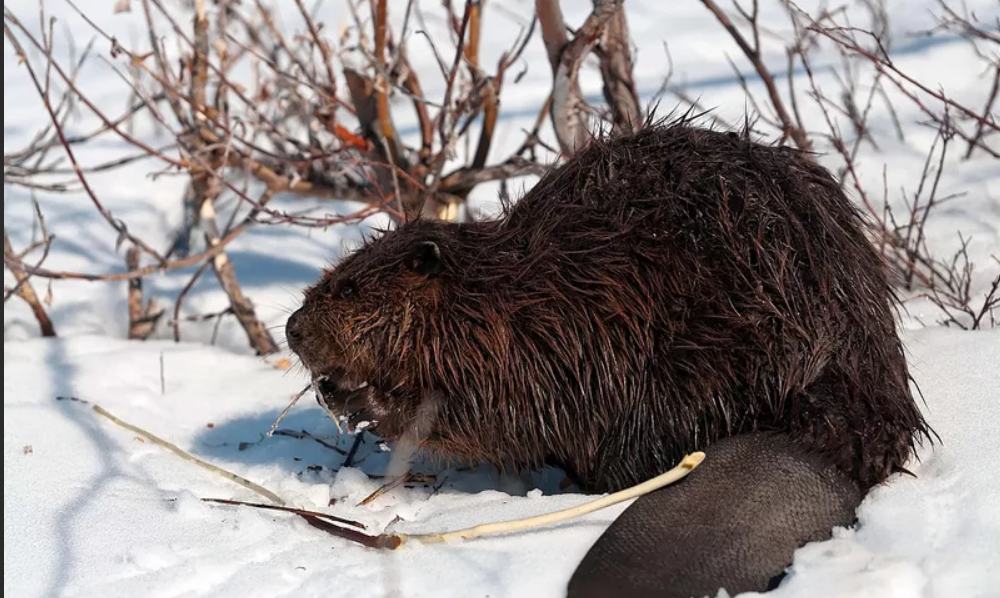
(338, 281, 357, 299)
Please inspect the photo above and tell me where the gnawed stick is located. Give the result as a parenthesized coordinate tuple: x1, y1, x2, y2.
(89, 403, 394, 548)
(397, 451, 705, 547)
(202, 450, 703, 550)
(91, 402, 703, 550)
(91, 404, 285, 505)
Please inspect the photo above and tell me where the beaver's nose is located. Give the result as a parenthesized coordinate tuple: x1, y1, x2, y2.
(286, 308, 305, 352)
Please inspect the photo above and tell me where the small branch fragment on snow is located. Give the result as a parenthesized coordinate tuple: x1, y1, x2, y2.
(270, 429, 347, 455)
(357, 473, 415, 507)
(267, 383, 312, 437)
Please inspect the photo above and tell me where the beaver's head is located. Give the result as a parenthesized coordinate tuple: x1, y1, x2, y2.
(286, 220, 463, 441)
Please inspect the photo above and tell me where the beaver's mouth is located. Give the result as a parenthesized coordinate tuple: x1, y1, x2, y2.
(312, 369, 379, 434)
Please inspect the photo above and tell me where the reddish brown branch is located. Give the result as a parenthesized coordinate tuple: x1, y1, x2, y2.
(172, 259, 212, 343)
(344, 68, 411, 218)
(5, 12, 186, 170)
(965, 65, 999, 159)
(597, 8, 641, 134)
(371, 0, 403, 167)
(699, 0, 811, 150)
(4, 228, 56, 337)
(4, 15, 168, 263)
(791, 7, 1000, 139)
(292, 0, 338, 104)
(202, 498, 400, 549)
(1, 206, 378, 285)
(397, 50, 434, 170)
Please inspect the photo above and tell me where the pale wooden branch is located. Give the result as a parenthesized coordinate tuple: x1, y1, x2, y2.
(537, 0, 623, 155)
(400, 452, 705, 546)
(536, 0, 570, 67)
(199, 193, 278, 355)
(439, 159, 550, 191)
(92, 403, 285, 504)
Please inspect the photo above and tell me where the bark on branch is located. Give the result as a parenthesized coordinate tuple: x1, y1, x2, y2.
(189, 0, 276, 356)
(4, 228, 56, 337)
(598, 8, 641, 134)
(536, 0, 625, 155)
(126, 247, 165, 340)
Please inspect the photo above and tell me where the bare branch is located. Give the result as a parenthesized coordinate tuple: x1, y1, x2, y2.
(537, 0, 624, 155)
(4, 228, 56, 337)
(965, 65, 999, 159)
(700, 0, 811, 149)
(597, 8, 641, 134)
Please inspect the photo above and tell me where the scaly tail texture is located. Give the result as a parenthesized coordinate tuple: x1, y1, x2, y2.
(568, 433, 862, 598)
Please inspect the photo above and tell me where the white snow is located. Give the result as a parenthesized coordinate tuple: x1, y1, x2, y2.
(4, 0, 999, 596)
(4, 331, 997, 598)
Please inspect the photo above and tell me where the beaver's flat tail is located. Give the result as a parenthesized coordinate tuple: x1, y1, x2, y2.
(567, 433, 862, 598)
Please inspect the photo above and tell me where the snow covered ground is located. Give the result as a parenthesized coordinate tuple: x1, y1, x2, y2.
(5, 0, 999, 597)
(4, 329, 997, 598)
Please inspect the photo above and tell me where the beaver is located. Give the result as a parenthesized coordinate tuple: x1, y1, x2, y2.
(285, 120, 933, 597)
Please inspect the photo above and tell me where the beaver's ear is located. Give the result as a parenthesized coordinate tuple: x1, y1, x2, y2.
(405, 241, 442, 277)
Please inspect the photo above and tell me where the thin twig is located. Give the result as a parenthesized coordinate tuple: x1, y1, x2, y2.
(700, 0, 810, 149)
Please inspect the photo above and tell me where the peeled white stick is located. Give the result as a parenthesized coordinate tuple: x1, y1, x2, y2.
(395, 451, 705, 547)
(92, 404, 286, 506)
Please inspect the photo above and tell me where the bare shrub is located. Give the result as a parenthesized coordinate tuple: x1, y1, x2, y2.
(4, 0, 997, 350)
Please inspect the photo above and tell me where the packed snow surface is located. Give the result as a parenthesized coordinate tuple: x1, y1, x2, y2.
(4, 330, 998, 597)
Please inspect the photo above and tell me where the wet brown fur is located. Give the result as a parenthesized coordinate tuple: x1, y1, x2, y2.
(287, 118, 933, 494)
